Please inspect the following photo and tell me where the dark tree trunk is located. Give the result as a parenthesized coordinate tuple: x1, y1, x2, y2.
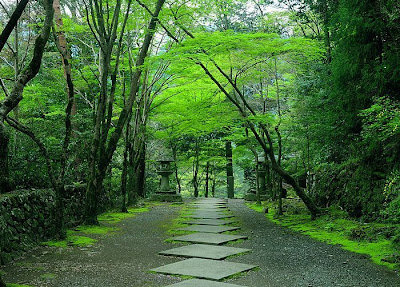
(226, 140, 234, 199)
(0, 122, 10, 193)
(193, 138, 200, 198)
(135, 145, 146, 198)
(127, 164, 137, 205)
(205, 161, 209, 198)
(0, 0, 29, 53)
(172, 144, 181, 193)
(121, 133, 129, 212)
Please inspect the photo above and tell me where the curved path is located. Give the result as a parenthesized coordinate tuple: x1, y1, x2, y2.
(2, 199, 400, 286)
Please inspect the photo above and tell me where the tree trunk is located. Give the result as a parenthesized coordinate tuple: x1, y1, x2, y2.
(0, 0, 29, 53)
(135, 145, 146, 198)
(172, 144, 181, 193)
(193, 138, 200, 197)
(211, 164, 216, 197)
(0, 122, 10, 193)
(127, 164, 137, 205)
(226, 140, 234, 199)
(84, 0, 165, 224)
(205, 161, 209, 198)
(121, 127, 130, 212)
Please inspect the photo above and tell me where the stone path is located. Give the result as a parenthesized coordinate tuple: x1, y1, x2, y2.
(3, 199, 400, 286)
(151, 198, 257, 286)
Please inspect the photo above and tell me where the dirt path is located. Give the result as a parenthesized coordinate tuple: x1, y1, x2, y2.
(2, 199, 400, 287)
(224, 199, 400, 287)
(2, 204, 183, 287)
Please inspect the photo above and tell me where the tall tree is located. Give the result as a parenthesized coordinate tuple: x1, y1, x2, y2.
(84, 0, 166, 224)
(0, 0, 54, 193)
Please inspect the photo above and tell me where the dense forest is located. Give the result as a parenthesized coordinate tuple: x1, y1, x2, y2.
(0, 0, 400, 284)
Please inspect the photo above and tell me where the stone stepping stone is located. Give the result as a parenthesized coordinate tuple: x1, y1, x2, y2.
(159, 244, 250, 260)
(150, 258, 257, 281)
(169, 232, 247, 245)
(183, 219, 237, 226)
(191, 204, 227, 208)
(176, 225, 240, 233)
(190, 208, 228, 212)
(189, 210, 230, 215)
(164, 279, 246, 287)
(184, 213, 234, 219)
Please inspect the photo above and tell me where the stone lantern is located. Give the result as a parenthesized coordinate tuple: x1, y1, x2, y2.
(157, 159, 174, 193)
(151, 159, 182, 202)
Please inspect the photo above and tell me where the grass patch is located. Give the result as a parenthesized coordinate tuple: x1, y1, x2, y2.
(72, 225, 117, 235)
(98, 207, 149, 223)
(7, 284, 34, 287)
(42, 234, 97, 248)
(247, 201, 400, 270)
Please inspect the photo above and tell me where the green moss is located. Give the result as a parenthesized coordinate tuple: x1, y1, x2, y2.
(7, 284, 34, 287)
(247, 202, 400, 270)
(97, 207, 149, 223)
(42, 235, 97, 248)
(73, 225, 117, 235)
(68, 236, 97, 246)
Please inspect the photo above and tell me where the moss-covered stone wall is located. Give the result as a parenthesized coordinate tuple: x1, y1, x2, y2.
(0, 185, 86, 264)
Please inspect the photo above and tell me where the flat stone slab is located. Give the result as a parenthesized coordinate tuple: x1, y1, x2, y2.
(159, 244, 250, 259)
(188, 208, 229, 213)
(183, 219, 237, 226)
(177, 225, 240, 233)
(150, 258, 257, 280)
(184, 213, 234, 219)
(169, 232, 247, 245)
(164, 279, 246, 287)
(191, 204, 227, 209)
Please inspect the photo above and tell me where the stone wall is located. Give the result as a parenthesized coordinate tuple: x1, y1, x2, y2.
(0, 185, 86, 264)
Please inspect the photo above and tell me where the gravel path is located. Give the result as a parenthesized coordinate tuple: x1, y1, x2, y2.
(2, 204, 183, 287)
(3, 199, 400, 287)
(224, 199, 400, 287)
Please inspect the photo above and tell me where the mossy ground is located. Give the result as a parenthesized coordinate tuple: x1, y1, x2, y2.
(7, 284, 34, 287)
(247, 200, 400, 270)
(97, 206, 150, 223)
